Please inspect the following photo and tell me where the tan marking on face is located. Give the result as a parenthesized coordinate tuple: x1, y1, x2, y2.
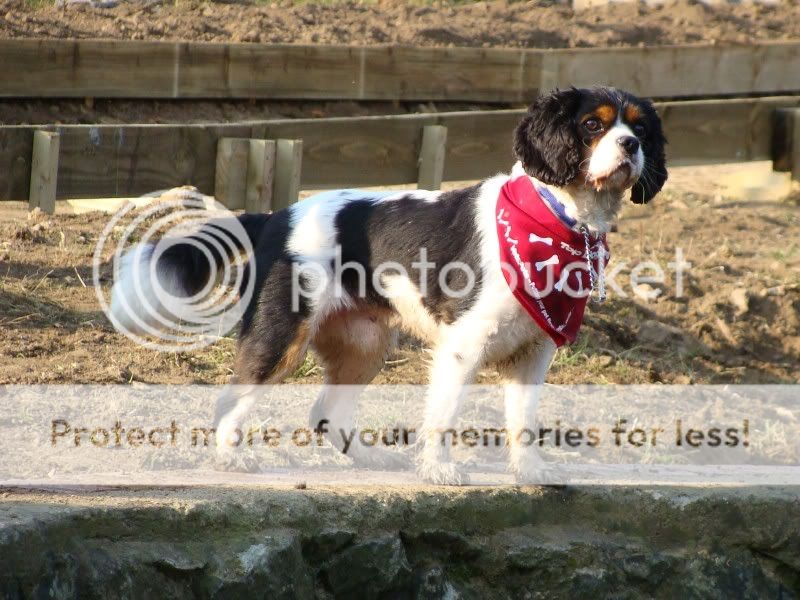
(580, 105, 619, 152)
(624, 104, 642, 124)
(593, 104, 617, 127)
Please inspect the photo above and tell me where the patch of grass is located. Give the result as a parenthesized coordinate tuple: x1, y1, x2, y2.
(551, 336, 591, 368)
(185, 338, 236, 376)
(291, 353, 320, 379)
(769, 244, 798, 262)
(22, 0, 52, 9)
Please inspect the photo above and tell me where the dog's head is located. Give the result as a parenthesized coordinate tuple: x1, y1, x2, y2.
(514, 87, 667, 204)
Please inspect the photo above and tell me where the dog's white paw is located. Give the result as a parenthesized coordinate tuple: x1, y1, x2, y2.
(214, 447, 262, 474)
(417, 460, 470, 486)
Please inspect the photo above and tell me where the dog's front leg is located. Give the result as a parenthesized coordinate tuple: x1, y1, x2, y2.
(417, 328, 485, 486)
(213, 384, 262, 472)
(502, 339, 560, 485)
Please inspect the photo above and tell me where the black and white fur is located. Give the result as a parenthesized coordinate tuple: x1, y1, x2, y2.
(111, 87, 667, 485)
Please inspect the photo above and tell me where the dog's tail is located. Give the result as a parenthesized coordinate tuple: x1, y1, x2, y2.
(109, 213, 270, 336)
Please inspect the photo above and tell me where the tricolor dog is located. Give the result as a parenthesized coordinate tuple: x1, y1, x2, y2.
(111, 87, 667, 485)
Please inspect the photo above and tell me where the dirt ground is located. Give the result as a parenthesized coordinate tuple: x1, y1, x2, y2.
(1, 163, 798, 386)
(2, 0, 799, 47)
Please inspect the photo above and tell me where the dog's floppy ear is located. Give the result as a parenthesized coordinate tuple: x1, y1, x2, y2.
(631, 99, 668, 204)
(513, 88, 583, 187)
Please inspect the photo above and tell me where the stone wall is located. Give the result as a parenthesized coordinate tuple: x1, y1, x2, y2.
(0, 486, 798, 598)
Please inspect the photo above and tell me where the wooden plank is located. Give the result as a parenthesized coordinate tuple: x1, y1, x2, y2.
(417, 126, 448, 190)
(29, 131, 60, 214)
(246, 139, 275, 213)
(0, 122, 254, 201)
(658, 96, 800, 167)
(53, 123, 252, 199)
(539, 43, 800, 99)
(272, 139, 303, 211)
(263, 116, 432, 188)
(178, 43, 362, 99)
(0, 128, 34, 201)
(215, 138, 250, 210)
(437, 111, 520, 181)
(1, 39, 800, 101)
(0, 39, 176, 98)
(362, 47, 537, 103)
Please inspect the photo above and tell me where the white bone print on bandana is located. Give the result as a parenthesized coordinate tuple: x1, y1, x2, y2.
(529, 233, 553, 246)
(535, 255, 559, 272)
(554, 267, 585, 293)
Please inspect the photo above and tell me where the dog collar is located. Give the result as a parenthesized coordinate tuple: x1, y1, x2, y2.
(495, 176, 610, 347)
(536, 183, 578, 230)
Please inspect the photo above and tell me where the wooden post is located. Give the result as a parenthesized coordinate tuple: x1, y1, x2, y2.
(215, 138, 250, 210)
(792, 110, 800, 185)
(417, 125, 447, 191)
(29, 130, 60, 214)
(773, 108, 800, 183)
(273, 139, 303, 211)
(246, 139, 275, 214)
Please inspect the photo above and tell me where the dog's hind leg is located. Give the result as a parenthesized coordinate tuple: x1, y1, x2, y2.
(213, 260, 313, 470)
(214, 317, 310, 435)
(212, 317, 312, 472)
(309, 310, 409, 470)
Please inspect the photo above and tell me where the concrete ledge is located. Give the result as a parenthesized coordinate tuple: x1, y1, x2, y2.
(1, 486, 798, 597)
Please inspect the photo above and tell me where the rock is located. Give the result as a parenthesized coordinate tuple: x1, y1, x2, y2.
(406, 529, 483, 560)
(506, 540, 570, 570)
(671, 199, 690, 210)
(783, 336, 800, 357)
(633, 282, 662, 302)
(210, 534, 313, 598)
(763, 285, 786, 297)
(323, 535, 412, 598)
(637, 319, 684, 345)
(730, 288, 750, 316)
(637, 320, 708, 357)
(595, 355, 615, 367)
(301, 528, 355, 564)
(414, 566, 460, 600)
(0, 488, 797, 597)
(568, 566, 613, 595)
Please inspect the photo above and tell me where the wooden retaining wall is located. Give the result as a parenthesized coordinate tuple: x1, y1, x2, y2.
(2, 39, 800, 102)
(2, 96, 799, 207)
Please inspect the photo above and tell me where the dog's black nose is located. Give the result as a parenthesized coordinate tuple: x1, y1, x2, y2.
(617, 136, 640, 156)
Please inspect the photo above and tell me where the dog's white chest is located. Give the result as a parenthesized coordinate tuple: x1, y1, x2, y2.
(481, 302, 543, 363)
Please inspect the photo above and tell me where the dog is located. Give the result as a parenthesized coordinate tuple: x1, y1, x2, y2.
(110, 86, 667, 485)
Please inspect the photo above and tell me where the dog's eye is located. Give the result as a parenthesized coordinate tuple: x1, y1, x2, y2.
(584, 119, 602, 133)
(632, 123, 646, 137)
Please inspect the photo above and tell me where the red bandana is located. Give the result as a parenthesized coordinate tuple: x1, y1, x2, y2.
(495, 176, 610, 347)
